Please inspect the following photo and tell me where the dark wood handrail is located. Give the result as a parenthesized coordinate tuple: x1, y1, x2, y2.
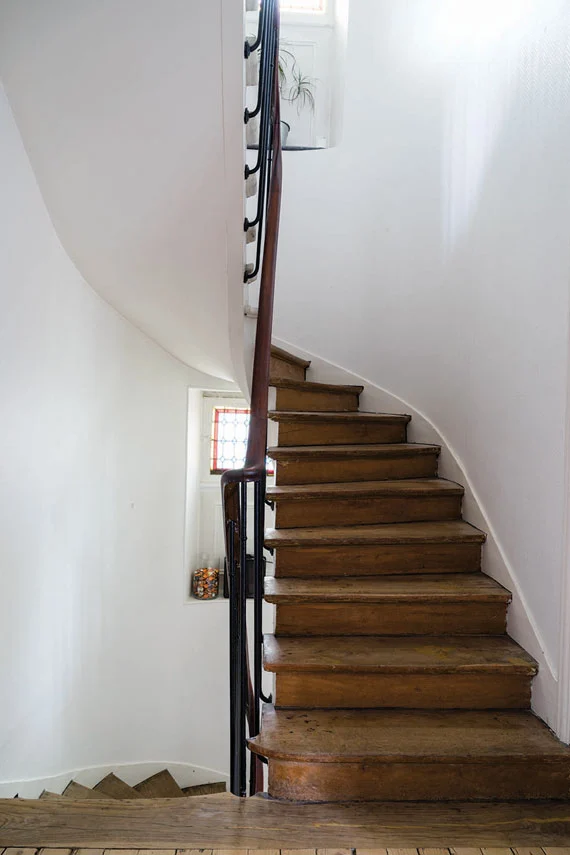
(221, 0, 281, 798)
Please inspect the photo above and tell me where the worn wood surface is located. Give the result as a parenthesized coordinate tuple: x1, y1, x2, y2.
(273, 671, 532, 709)
(93, 774, 143, 800)
(271, 411, 408, 446)
(273, 541, 482, 577)
(266, 760, 570, 801)
(250, 708, 570, 762)
(270, 346, 310, 382)
(266, 635, 536, 709)
(270, 446, 439, 485)
(266, 520, 486, 547)
(268, 479, 462, 528)
(265, 574, 509, 603)
(274, 602, 507, 636)
(274, 387, 360, 413)
(3, 798, 570, 847)
(134, 772, 185, 800)
(263, 635, 536, 673)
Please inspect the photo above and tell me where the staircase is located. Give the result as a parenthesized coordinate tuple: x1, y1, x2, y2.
(30, 770, 226, 801)
(248, 345, 570, 802)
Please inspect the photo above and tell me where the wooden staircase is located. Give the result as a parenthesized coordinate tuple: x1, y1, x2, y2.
(248, 345, 570, 802)
(31, 770, 226, 801)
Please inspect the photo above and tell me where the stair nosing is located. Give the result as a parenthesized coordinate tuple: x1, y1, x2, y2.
(248, 709, 570, 764)
(268, 442, 441, 460)
(263, 634, 538, 675)
(267, 478, 463, 500)
(271, 346, 311, 369)
(271, 379, 364, 394)
(269, 410, 412, 424)
(265, 520, 487, 546)
(264, 573, 510, 604)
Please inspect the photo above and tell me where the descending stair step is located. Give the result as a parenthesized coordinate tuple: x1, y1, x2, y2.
(266, 519, 485, 577)
(93, 773, 144, 799)
(268, 479, 463, 527)
(270, 346, 311, 382)
(182, 781, 228, 796)
(272, 379, 363, 413)
(264, 634, 537, 709)
(62, 782, 111, 800)
(249, 707, 570, 801)
(269, 410, 410, 446)
(269, 443, 440, 484)
(134, 769, 186, 798)
(265, 573, 509, 636)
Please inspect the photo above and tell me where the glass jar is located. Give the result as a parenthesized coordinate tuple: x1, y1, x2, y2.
(192, 566, 219, 600)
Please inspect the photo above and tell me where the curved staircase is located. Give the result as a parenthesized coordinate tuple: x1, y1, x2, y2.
(248, 346, 570, 802)
(34, 770, 226, 801)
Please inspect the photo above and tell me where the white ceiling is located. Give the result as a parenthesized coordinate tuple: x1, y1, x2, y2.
(0, 0, 243, 380)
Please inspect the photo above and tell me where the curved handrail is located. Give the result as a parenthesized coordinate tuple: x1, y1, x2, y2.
(221, 0, 281, 798)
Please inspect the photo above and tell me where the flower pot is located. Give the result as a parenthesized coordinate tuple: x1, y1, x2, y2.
(280, 121, 290, 148)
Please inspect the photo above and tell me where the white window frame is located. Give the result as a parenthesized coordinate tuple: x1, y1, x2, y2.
(246, 0, 334, 29)
(200, 394, 251, 485)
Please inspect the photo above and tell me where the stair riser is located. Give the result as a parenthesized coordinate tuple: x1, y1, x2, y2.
(273, 543, 482, 576)
(276, 421, 407, 446)
(274, 454, 439, 485)
(275, 387, 360, 412)
(274, 673, 532, 710)
(274, 603, 507, 636)
(274, 495, 462, 528)
(267, 759, 570, 801)
(270, 355, 306, 383)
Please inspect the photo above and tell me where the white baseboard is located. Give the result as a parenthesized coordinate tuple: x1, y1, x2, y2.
(274, 336, 559, 734)
(0, 760, 229, 799)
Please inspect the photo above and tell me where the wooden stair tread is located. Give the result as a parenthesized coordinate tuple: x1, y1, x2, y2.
(265, 573, 510, 603)
(266, 519, 486, 547)
(249, 707, 570, 763)
(263, 634, 537, 674)
(268, 442, 440, 459)
(93, 773, 143, 800)
(269, 410, 411, 424)
(270, 378, 363, 394)
(62, 782, 111, 800)
(182, 781, 227, 796)
(267, 478, 463, 500)
(134, 770, 185, 799)
(271, 345, 311, 369)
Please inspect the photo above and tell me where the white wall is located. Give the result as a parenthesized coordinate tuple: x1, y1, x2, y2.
(0, 0, 247, 386)
(0, 85, 232, 794)
(274, 0, 570, 727)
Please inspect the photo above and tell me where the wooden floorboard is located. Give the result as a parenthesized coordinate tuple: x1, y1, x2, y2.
(0, 797, 569, 848)
(0, 849, 557, 855)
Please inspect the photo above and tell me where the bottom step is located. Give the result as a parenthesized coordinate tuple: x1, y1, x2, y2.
(249, 707, 570, 802)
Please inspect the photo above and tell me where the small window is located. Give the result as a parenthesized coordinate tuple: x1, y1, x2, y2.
(210, 407, 274, 475)
(281, 0, 326, 10)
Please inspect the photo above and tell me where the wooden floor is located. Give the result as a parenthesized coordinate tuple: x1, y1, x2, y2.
(2, 849, 570, 855)
(3, 795, 570, 848)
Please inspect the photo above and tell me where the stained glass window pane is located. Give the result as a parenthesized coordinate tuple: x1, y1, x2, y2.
(210, 407, 274, 475)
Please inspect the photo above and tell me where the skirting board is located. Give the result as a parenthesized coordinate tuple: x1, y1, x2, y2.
(273, 336, 559, 735)
(0, 760, 229, 799)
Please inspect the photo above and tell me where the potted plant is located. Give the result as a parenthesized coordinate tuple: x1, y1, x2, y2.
(278, 44, 316, 146)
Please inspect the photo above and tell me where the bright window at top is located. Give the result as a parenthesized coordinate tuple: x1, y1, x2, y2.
(281, 0, 326, 12)
(210, 407, 274, 475)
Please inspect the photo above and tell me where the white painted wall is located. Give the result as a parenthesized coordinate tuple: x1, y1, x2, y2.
(0, 0, 247, 386)
(0, 86, 233, 795)
(274, 0, 570, 729)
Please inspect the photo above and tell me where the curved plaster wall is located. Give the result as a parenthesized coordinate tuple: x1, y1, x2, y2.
(273, 0, 570, 727)
(0, 0, 246, 384)
(0, 85, 234, 796)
